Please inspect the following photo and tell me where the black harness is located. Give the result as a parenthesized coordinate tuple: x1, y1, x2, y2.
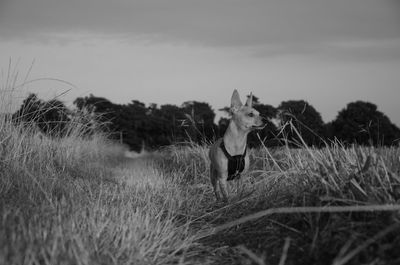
(220, 141, 247, 181)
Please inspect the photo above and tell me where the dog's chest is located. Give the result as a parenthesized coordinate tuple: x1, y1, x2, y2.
(220, 141, 247, 181)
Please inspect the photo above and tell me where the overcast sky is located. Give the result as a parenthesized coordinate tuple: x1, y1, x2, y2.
(1, 0, 399, 125)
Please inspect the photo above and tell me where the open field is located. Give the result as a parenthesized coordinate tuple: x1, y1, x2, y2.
(1, 109, 400, 265)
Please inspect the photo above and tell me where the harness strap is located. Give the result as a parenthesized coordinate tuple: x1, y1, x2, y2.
(220, 140, 247, 180)
(220, 140, 247, 159)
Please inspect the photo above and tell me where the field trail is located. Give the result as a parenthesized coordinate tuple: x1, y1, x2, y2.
(112, 155, 166, 188)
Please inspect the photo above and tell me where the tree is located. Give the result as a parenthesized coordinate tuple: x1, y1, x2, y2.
(13, 93, 70, 136)
(114, 100, 148, 151)
(156, 104, 187, 143)
(74, 94, 118, 123)
(247, 95, 279, 147)
(74, 94, 125, 143)
(278, 100, 325, 146)
(329, 101, 400, 146)
(182, 101, 217, 143)
(73, 95, 218, 151)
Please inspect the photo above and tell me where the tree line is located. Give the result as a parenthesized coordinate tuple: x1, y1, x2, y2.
(13, 93, 400, 151)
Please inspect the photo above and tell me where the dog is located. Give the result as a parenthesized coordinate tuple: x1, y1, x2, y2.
(209, 90, 265, 201)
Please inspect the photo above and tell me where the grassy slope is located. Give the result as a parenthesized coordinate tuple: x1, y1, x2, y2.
(1, 114, 400, 265)
(158, 144, 400, 265)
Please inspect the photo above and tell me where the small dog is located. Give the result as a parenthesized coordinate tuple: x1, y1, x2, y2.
(209, 90, 265, 201)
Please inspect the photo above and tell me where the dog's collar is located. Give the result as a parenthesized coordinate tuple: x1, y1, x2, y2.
(220, 140, 247, 160)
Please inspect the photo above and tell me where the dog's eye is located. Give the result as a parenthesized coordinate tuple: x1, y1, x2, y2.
(248, 113, 254, 117)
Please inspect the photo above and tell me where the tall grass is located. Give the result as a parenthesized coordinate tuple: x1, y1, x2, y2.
(2, 100, 400, 265)
(154, 134, 400, 264)
(1, 65, 399, 264)
(0, 67, 198, 265)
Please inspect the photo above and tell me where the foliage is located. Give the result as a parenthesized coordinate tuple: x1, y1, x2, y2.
(182, 101, 217, 144)
(73, 95, 219, 151)
(329, 101, 400, 146)
(278, 100, 326, 146)
(248, 97, 279, 147)
(13, 93, 70, 136)
(14, 93, 400, 150)
(73, 94, 121, 134)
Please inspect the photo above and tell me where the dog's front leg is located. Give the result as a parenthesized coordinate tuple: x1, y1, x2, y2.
(210, 171, 222, 201)
(218, 176, 229, 202)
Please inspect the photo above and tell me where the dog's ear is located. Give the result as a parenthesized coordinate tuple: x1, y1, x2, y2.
(230, 89, 243, 112)
(245, 92, 253, 108)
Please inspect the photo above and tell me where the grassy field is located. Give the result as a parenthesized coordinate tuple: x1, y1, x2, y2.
(1, 73, 400, 265)
(1, 109, 400, 265)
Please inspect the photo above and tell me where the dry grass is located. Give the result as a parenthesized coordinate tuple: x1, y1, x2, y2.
(155, 142, 400, 265)
(0, 67, 197, 265)
(0, 116, 400, 264)
(2, 111, 400, 265)
(1, 66, 400, 264)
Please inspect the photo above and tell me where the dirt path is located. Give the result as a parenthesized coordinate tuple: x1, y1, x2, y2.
(111, 155, 164, 186)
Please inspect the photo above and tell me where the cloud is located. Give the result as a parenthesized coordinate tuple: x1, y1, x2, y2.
(1, 0, 399, 59)
(250, 38, 400, 62)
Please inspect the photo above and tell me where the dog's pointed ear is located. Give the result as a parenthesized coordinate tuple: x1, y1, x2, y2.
(230, 89, 243, 112)
(245, 92, 253, 108)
